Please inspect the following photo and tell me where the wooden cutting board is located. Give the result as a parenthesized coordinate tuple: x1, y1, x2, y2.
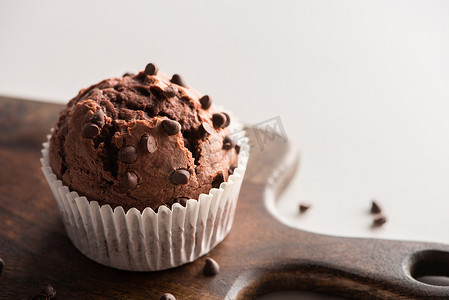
(1, 96, 449, 299)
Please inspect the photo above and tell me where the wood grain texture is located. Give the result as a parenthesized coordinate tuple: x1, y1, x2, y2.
(1, 96, 449, 299)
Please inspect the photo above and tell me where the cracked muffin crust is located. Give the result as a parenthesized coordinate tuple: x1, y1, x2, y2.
(49, 63, 239, 211)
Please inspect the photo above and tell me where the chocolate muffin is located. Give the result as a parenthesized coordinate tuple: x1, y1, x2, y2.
(49, 63, 239, 211)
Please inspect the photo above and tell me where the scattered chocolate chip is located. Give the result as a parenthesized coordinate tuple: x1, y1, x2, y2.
(90, 109, 105, 127)
(222, 112, 231, 128)
(144, 63, 159, 76)
(120, 171, 138, 190)
(199, 121, 214, 137)
(82, 123, 100, 138)
(299, 202, 311, 213)
(170, 169, 190, 185)
(212, 173, 224, 188)
(41, 284, 56, 298)
(373, 214, 387, 227)
(0, 257, 4, 273)
(223, 136, 235, 150)
(199, 95, 212, 110)
(171, 74, 187, 87)
(204, 257, 220, 276)
(163, 85, 177, 98)
(370, 200, 382, 214)
(30, 284, 56, 300)
(174, 197, 189, 207)
(235, 144, 241, 154)
(228, 165, 237, 175)
(118, 145, 138, 164)
(161, 119, 181, 135)
(160, 293, 176, 300)
(140, 134, 157, 153)
(212, 113, 227, 129)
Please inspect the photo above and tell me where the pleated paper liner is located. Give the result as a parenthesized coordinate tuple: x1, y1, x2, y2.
(40, 128, 249, 271)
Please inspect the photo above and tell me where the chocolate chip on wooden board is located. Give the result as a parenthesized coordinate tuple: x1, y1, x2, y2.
(299, 202, 311, 213)
(160, 293, 176, 300)
(373, 214, 387, 227)
(30, 284, 56, 300)
(204, 257, 220, 276)
(370, 200, 382, 214)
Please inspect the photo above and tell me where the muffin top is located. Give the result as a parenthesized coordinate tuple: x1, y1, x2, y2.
(49, 63, 239, 211)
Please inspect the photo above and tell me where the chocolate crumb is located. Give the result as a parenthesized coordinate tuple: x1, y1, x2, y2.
(199, 95, 212, 110)
(204, 257, 220, 276)
(373, 214, 387, 227)
(370, 200, 382, 214)
(299, 202, 311, 213)
(161, 119, 181, 135)
(160, 293, 176, 300)
(144, 63, 159, 76)
(171, 74, 187, 87)
(171, 169, 190, 185)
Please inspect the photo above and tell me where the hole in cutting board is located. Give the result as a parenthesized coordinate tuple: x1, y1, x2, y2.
(408, 250, 449, 286)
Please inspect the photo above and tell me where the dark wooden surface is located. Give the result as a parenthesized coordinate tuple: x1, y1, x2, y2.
(1, 96, 449, 299)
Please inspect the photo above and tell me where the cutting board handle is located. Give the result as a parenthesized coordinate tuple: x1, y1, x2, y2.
(231, 127, 449, 299)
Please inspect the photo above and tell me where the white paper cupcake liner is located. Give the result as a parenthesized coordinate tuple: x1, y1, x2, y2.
(40, 128, 249, 271)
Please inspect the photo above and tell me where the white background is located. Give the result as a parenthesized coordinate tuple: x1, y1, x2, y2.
(1, 1, 449, 298)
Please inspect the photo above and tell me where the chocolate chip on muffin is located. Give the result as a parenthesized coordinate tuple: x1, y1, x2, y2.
(199, 95, 212, 110)
(212, 113, 227, 129)
(171, 169, 190, 185)
(144, 63, 159, 76)
(170, 74, 187, 87)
